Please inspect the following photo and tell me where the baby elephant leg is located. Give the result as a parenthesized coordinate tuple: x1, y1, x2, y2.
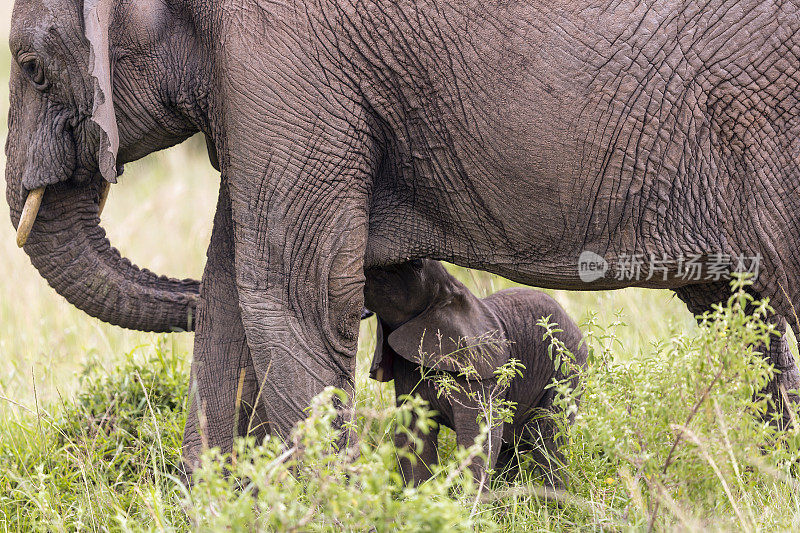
(516, 409, 568, 488)
(453, 408, 504, 482)
(395, 418, 440, 485)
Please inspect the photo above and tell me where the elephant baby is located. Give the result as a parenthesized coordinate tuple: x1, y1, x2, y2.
(364, 260, 587, 486)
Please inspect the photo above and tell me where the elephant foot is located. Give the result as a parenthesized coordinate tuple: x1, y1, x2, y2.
(760, 331, 800, 430)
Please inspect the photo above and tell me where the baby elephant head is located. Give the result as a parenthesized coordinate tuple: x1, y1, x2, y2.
(364, 260, 510, 382)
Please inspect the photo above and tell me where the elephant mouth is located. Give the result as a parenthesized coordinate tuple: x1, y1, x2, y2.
(17, 182, 111, 248)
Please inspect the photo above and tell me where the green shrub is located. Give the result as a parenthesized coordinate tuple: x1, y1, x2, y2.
(55, 337, 188, 482)
(185, 389, 496, 532)
(0, 338, 188, 531)
(550, 277, 800, 530)
(3, 277, 800, 531)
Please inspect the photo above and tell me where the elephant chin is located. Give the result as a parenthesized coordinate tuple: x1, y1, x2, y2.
(7, 179, 200, 333)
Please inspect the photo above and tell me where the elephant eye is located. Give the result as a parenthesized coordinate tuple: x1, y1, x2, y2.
(19, 55, 48, 90)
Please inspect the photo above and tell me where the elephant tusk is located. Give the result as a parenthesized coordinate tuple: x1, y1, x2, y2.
(98, 181, 111, 217)
(16, 187, 45, 248)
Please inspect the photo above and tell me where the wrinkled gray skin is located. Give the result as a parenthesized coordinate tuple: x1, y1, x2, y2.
(7, 0, 800, 474)
(364, 260, 587, 486)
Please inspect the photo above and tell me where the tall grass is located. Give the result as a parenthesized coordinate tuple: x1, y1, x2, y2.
(3, 281, 800, 531)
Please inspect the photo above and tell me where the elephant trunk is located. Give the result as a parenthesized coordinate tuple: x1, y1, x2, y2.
(7, 179, 199, 332)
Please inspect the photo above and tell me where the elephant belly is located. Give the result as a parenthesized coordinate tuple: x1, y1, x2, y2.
(363, 0, 723, 291)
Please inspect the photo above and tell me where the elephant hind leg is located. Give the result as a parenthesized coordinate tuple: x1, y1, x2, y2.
(675, 283, 800, 429)
(759, 328, 800, 428)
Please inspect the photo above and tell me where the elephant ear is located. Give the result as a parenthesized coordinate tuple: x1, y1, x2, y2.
(84, 0, 119, 183)
(369, 317, 398, 383)
(387, 291, 510, 380)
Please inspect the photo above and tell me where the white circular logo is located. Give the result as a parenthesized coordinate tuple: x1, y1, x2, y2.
(578, 251, 608, 283)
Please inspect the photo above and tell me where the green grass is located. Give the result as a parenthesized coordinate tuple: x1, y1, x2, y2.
(3, 282, 800, 531)
(2, 2, 799, 529)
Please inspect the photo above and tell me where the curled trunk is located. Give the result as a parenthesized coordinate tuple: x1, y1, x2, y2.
(7, 179, 200, 332)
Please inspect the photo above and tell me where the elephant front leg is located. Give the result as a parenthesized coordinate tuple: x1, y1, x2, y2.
(233, 210, 367, 436)
(227, 136, 374, 438)
(453, 405, 504, 483)
(395, 415, 440, 486)
(183, 182, 267, 474)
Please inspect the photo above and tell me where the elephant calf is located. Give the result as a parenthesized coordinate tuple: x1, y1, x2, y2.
(364, 260, 588, 486)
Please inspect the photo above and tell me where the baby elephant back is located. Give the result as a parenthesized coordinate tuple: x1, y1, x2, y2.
(485, 287, 588, 373)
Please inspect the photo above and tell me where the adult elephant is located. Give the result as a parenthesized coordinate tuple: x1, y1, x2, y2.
(7, 0, 800, 471)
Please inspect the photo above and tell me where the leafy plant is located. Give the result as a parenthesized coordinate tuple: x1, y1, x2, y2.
(185, 387, 497, 532)
(3, 277, 800, 531)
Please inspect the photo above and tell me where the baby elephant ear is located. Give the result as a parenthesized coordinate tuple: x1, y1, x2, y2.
(368, 317, 399, 383)
(84, 0, 119, 183)
(387, 294, 510, 380)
